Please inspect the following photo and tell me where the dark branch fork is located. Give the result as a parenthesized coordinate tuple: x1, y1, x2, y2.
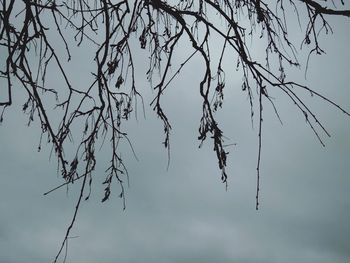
(1, 1, 350, 261)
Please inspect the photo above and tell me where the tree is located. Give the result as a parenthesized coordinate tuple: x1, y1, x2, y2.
(1, 0, 349, 261)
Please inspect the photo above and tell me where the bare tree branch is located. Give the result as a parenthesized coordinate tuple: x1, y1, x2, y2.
(1, 0, 350, 261)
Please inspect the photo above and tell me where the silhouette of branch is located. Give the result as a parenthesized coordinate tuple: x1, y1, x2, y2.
(1, 0, 350, 260)
(301, 0, 350, 17)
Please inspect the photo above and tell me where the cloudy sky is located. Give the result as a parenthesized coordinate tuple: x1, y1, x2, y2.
(1, 3, 350, 263)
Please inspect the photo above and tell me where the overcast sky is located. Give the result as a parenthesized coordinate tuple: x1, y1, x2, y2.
(1, 3, 350, 263)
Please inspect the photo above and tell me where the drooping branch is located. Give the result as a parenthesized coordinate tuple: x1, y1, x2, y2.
(1, 0, 350, 260)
